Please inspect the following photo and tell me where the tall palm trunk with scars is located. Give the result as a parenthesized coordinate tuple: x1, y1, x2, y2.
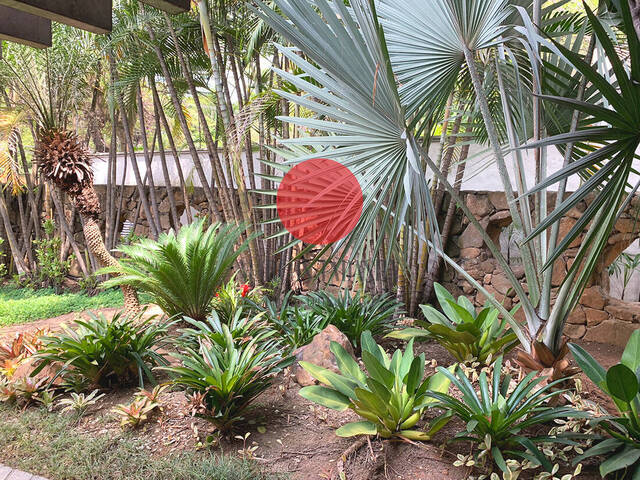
(35, 127, 140, 315)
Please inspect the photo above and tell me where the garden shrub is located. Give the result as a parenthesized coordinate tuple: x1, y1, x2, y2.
(569, 331, 640, 479)
(297, 290, 401, 349)
(428, 356, 586, 473)
(299, 331, 451, 441)
(32, 309, 169, 390)
(211, 277, 263, 323)
(164, 323, 292, 433)
(33, 219, 73, 292)
(101, 219, 252, 321)
(177, 308, 275, 352)
(260, 293, 328, 351)
(388, 283, 519, 365)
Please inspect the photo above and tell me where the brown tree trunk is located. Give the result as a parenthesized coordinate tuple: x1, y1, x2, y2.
(0, 190, 28, 274)
(145, 23, 222, 223)
(82, 215, 140, 316)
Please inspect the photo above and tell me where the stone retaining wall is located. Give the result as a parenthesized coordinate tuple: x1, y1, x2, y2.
(440, 192, 640, 347)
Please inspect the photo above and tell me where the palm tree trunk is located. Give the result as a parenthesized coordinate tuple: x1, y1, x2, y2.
(110, 64, 158, 240)
(0, 190, 28, 274)
(144, 24, 222, 223)
(150, 81, 192, 225)
(149, 88, 178, 230)
(163, 14, 234, 223)
(424, 139, 471, 302)
(49, 188, 89, 277)
(136, 84, 162, 234)
(82, 215, 139, 316)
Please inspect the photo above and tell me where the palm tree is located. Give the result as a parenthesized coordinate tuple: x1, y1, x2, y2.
(253, 0, 640, 364)
(2, 25, 140, 314)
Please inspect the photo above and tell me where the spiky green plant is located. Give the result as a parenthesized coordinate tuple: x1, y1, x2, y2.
(162, 324, 293, 433)
(569, 331, 640, 479)
(388, 283, 518, 365)
(299, 331, 451, 441)
(297, 291, 401, 349)
(101, 219, 252, 321)
(32, 310, 168, 390)
(428, 356, 586, 473)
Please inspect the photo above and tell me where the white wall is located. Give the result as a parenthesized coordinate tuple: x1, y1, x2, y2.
(93, 143, 612, 192)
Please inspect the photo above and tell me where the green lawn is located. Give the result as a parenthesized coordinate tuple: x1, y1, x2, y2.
(0, 404, 283, 480)
(0, 286, 135, 327)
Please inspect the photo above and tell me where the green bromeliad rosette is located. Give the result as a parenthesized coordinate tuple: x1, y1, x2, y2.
(298, 331, 451, 441)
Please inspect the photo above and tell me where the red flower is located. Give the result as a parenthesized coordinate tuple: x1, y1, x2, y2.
(240, 284, 251, 297)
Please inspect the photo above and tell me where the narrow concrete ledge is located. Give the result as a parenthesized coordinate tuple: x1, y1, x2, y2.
(0, 465, 48, 480)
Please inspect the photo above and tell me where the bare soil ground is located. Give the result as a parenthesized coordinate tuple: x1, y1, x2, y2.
(0, 317, 622, 480)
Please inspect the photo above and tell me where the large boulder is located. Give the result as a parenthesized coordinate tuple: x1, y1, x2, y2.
(292, 325, 355, 387)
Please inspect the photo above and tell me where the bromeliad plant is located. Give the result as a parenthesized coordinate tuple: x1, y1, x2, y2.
(177, 308, 275, 352)
(32, 310, 169, 390)
(427, 356, 584, 473)
(212, 277, 262, 323)
(569, 331, 640, 479)
(163, 324, 293, 433)
(388, 283, 518, 365)
(260, 294, 329, 351)
(299, 331, 451, 441)
(101, 219, 252, 321)
(297, 291, 401, 349)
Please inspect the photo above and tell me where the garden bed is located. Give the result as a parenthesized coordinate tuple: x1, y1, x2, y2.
(0, 312, 618, 480)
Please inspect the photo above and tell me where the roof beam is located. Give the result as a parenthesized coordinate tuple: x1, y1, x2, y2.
(139, 0, 190, 14)
(0, 0, 112, 34)
(0, 5, 51, 48)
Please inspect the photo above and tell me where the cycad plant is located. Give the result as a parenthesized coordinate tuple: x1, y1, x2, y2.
(101, 219, 252, 321)
(253, 0, 640, 373)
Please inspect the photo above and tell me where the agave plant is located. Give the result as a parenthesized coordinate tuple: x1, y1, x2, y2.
(101, 219, 252, 321)
(569, 331, 640, 479)
(428, 356, 585, 473)
(297, 290, 401, 349)
(32, 310, 169, 389)
(163, 324, 293, 433)
(299, 331, 451, 440)
(388, 283, 518, 365)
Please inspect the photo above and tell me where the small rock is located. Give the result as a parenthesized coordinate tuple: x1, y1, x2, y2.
(564, 324, 586, 339)
(292, 325, 355, 387)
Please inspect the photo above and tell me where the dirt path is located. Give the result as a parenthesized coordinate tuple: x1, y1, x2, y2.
(0, 305, 163, 340)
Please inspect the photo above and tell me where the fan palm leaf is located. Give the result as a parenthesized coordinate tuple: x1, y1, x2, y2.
(251, 0, 439, 278)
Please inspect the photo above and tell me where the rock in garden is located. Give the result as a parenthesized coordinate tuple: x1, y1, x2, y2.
(292, 325, 355, 387)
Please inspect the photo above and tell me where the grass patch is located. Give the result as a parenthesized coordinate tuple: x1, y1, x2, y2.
(0, 404, 283, 480)
(0, 286, 140, 327)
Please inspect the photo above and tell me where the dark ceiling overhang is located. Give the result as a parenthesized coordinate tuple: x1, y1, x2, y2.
(0, 0, 190, 49)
